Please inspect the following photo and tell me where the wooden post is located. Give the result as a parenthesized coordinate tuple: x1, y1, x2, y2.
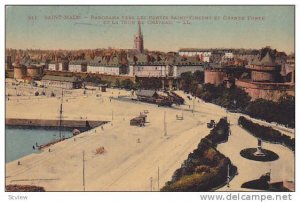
(227, 164, 230, 188)
(59, 89, 63, 140)
(192, 97, 195, 114)
(83, 150, 85, 191)
(157, 166, 160, 191)
(164, 111, 167, 136)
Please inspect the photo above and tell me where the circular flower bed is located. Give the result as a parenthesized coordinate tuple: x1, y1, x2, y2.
(240, 148, 279, 162)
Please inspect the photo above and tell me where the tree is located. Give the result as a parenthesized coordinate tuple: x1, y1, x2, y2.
(121, 79, 134, 90)
(245, 99, 277, 122)
(277, 95, 295, 127)
(197, 84, 223, 102)
(180, 72, 193, 92)
(193, 70, 204, 83)
(115, 79, 120, 87)
(84, 75, 101, 84)
(222, 87, 251, 109)
(133, 80, 141, 90)
(244, 94, 295, 128)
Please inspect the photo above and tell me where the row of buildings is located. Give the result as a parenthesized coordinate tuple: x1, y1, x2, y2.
(42, 54, 204, 78)
(178, 48, 261, 64)
(10, 53, 204, 90)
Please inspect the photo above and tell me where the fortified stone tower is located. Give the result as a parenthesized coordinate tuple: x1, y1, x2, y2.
(13, 63, 26, 79)
(248, 52, 281, 83)
(27, 64, 42, 79)
(204, 67, 227, 85)
(235, 50, 294, 101)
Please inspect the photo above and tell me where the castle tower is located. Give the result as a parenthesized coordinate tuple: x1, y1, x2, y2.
(134, 21, 144, 53)
(248, 52, 281, 83)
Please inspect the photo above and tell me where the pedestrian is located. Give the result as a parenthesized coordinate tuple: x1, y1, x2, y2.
(48, 148, 51, 152)
(17, 161, 21, 166)
(32, 145, 35, 150)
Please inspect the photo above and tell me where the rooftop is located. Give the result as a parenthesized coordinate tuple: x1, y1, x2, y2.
(259, 52, 277, 66)
(251, 52, 279, 67)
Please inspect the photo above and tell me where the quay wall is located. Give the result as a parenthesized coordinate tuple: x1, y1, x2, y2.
(5, 118, 106, 129)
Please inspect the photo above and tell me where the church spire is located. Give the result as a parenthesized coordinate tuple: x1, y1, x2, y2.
(134, 20, 144, 53)
(138, 20, 142, 37)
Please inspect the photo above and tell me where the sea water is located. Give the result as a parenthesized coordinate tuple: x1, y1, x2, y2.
(5, 127, 73, 163)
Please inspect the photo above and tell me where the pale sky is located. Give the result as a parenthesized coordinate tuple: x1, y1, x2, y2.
(6, 6, 295, 53)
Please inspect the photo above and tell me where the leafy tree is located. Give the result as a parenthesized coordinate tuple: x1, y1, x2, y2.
(84, 75, 101, 84)
(193, 70, 204, 83)
(276, 95, 295, 127)
(238, 116, 294, 151)
(133, 80, 141, 90)
(196, 84, 250, 109)
(115, 79, 120, 87)
(244, 95, 295, 128)
(221, 87, 251, 109)
(180, 72, 193, 92)
(120, 79, 134, 90)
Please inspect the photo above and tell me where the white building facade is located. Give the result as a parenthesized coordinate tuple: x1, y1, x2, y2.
(87, 64, 120, 75)
(69, 63, 82, 73)
(178, 50, 212, 62)
(48, 63, 58, 71)
(128, 65, 171, 77)
(224, 52, 234, 59)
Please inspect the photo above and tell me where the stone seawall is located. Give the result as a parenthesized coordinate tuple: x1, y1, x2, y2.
(5, 118, 106, 129)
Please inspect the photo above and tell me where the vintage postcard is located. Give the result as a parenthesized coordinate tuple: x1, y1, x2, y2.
(5, 5, 295, 194)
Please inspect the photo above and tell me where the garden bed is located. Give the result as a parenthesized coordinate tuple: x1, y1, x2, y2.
(238, 116, 295, 151)
(161, 117, 237, 191)
(240, 148, 279, 162)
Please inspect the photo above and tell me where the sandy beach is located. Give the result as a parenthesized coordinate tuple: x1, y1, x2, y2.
(5, 79, 294, 191)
